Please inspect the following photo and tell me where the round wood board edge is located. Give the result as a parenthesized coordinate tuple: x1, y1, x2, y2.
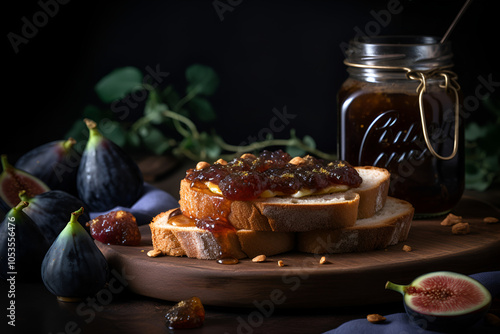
(96, 196, 500, 308)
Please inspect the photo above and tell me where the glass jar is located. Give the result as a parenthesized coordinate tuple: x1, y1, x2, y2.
(338, 36, 464, 218)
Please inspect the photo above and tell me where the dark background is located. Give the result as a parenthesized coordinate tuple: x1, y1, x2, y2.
(3, 0, 497, 161)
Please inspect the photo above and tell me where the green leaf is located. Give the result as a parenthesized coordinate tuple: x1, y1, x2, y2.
(95, 67, 144, 103)
(162, 85, 180, 109)
(144, 91, 168, 124)
(139, 124, 170, 155)
(185, 64, 219, 96)
(98, 119, 127, 147)
(199, 131, 221, 160)
(465, 168, 493, 191)
(188, 96, 216, 122)
(127, 131, 141, 148)
(302, 135, 316, 149)
(465, 122, 486, 141)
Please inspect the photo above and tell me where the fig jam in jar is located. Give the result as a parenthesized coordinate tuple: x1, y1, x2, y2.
(338, 36, 464, 217)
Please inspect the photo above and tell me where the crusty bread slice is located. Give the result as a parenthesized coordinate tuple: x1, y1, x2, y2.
(179, 166, 389, 232)
(150, 209, 295, 260)
(150, 197, 413, 260)
(296, 197, 414, 254)
(351, 166, 390, 219)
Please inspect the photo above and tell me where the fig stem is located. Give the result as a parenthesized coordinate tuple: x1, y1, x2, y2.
(59, 207, 87, 239)
(63, 137, 77, 151)
(70, 207, 85, 225)
(1, 154, 12, 171)
(18, 190, 31, 202)
(83, 118, 102, 149)
(14, 200, 29, 211)
(385, 281, 409, 295)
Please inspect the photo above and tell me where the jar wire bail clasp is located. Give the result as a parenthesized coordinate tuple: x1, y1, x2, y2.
(343, 60, 461, 161)
(406, 68, 460, 160)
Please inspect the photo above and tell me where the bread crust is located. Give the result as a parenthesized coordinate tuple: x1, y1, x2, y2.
(296, 197, 414, 254)
(150, 209, 295, 260)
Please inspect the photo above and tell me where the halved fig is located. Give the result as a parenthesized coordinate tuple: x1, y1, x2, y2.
(0, 155, 50, 210)
(386, 271, 491, 332)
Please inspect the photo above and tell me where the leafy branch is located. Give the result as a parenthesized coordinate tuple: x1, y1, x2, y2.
(464, 95, 500, 191)
(67, 64, 337, 162)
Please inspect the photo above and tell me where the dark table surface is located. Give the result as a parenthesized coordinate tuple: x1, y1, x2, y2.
(2, 158, 500, 334)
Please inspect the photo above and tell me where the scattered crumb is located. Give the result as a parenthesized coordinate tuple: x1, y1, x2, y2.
(141, 249, 145, 252)
(484, 217, 499, 224)
(452, 222, 470, 235)
(277, 260, 285, 267)
(319, 256, 328, 264)
(147, 249, 162, 257)
(441, 213, 463, 226)
(367, 314, 386, 324)
(252, 255, 267, 263)
(402, 245, 412, 252)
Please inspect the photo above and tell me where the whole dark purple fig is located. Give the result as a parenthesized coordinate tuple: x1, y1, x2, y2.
(15, 138, 81, 196)
(41, 207, 108, 301)
(77, 119, 144, 212)
(19, 190, 90, 244)
(0, 201, 49, 282)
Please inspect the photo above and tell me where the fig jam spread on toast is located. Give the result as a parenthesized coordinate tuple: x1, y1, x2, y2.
(185, 150, 362, 201)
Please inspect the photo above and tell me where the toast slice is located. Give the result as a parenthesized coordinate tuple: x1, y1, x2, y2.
(297, 197, 414, 254)
(179, 166, 389, 232)
(150, 197, 412, 260)
(150, 209, 295, 260)
(352, 166, 390, 219)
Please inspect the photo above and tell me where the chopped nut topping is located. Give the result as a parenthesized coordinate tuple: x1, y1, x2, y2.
(484, 217, 499, 224)
(252, 255, 267, 263)
(277, 260, 285, 267)
(440, 213, 462, 226)
(240, 153, 256, 159)
(367, 314, 386, 324)
(147, 249, 162, 257)
(319, 256, 328, 264)
(196, 161, 210, 170)
(216, 158, 227, 165)
(402, 245, 412, 252)
(452, 222, 470, 235)
(289, 156, 305, 165)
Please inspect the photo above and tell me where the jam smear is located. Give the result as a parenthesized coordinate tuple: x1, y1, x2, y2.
(168, 211, 240, 263)
(185, 150, 362, 201)
(196, 217, 239, 264)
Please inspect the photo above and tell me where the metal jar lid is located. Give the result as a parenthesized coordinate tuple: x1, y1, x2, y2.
(345, 35, 454, 71)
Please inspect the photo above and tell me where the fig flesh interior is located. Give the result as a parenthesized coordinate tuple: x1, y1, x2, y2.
(387, 271, 491, 316)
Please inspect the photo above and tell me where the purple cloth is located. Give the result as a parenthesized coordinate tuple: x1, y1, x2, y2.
(325, 271, 500, 334)
(89, 183, 179, 225)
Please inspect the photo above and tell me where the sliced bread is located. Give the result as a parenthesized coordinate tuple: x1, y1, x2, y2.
(179, 166, 390, 232)
(297, 197, 414, 254)
(150, 209, 295, 260)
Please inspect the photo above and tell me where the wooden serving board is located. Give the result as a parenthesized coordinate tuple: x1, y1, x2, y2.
(96, 196, 500, 308)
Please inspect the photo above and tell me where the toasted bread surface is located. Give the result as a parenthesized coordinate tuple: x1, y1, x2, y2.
(297, 197, 413, 254)
(150, 209, 294, 260)
(180, 166, 389, 232)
